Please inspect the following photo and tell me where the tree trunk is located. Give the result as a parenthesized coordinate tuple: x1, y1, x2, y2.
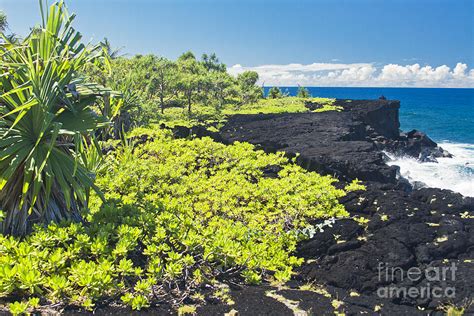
(102, 94, 111, 140)
(0, 175, 83, 236)
(187, 93, 192, 113)
(160, 94, 164, 114)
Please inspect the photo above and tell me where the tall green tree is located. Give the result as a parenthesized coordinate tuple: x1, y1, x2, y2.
(209, 72, 236, 110)
(201, 53, 226, 72)
(177, 53, 204, 113)
(237, 71, 263, 105)
(0, 1, 110, 235)
(178, 51, 196, 61)
(100, 37, 124, 59)
(149, 58, 178, 113)
(89, 51, 266, 121)
(103, 55, 157, 124)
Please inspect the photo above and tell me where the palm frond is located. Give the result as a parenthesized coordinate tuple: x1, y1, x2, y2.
(0, 0, 109, 235)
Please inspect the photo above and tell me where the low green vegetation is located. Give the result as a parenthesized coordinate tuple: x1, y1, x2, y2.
(223, 97, 339, 115)
(0, 129, 361, 312)
(224, 97, 309, 115)
(442, 305, 465, 316)
(122, 96, 339, 128)
(313, 103, 344, 113)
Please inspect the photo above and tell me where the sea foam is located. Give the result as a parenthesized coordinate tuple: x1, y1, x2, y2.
(386, 142, 474, 197)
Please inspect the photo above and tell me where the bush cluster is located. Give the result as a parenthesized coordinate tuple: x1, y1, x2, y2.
(223, 97, 338, 115)
(0, 129, 358, 313)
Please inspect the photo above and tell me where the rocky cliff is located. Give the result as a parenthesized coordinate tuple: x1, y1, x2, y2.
(217, 99, 453, 184)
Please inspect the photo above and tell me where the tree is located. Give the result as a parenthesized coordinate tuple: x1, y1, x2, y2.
(237, 71, 259, 88)
(109, 80, 140, 139)
(0, 1, 110, 235)
(237, 71, 263, 105)
(149, 58, 178, 113)
(100, 37, 124, 59)
(0, 11, 7, 33)
(297, 86, 311, 98)
(178, 51, 196, 61)
(268, 86, 283, 99)
(177, 54, 204, 113)
(93, 38, 125, 139)
(201, 53, 226, 72)
(209, 72, 236, 110)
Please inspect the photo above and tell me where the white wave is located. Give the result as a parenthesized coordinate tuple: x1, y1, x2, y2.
(386, 142, 474, 197)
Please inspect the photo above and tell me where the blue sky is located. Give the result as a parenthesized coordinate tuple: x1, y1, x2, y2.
(1, 0, 473, 87)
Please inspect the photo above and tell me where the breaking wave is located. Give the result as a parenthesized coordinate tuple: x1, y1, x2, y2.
(386, 142, 474, 197)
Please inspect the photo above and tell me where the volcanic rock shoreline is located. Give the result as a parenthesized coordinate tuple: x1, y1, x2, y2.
(82, 100, 473, 315)
(191, 99, 473, 315)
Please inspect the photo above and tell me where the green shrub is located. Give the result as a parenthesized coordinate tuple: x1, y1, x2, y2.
(267, 87, 283, 99)
(297, 86, 311, 98)
(313, 104, 343, 112)
(223, 97, 307, 115)
(0, 129, 350, 312)
(223, 97, 337, 115)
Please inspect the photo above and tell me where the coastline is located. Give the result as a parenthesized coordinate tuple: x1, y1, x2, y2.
(198, 98, 474, 314)
(264, 87, 474, 198)
(2, 1, 472, 314)
(386, 142, 474, 197)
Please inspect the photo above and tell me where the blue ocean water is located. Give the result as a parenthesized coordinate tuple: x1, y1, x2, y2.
(265, 87, 474, 196)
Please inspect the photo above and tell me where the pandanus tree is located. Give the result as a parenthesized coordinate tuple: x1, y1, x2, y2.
(100, 37, 124, 60)
(0, 1, 110, 235)
(108, 80, 140, 139)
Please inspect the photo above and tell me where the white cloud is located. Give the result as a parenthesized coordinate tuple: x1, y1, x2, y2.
(228, 62, 474, 88)
(453, 62, 468, 78)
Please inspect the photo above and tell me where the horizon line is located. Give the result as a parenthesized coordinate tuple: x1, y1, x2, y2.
(262, 86, 474, 89)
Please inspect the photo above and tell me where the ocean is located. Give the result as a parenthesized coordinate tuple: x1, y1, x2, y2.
(265, 87, 474, 197)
